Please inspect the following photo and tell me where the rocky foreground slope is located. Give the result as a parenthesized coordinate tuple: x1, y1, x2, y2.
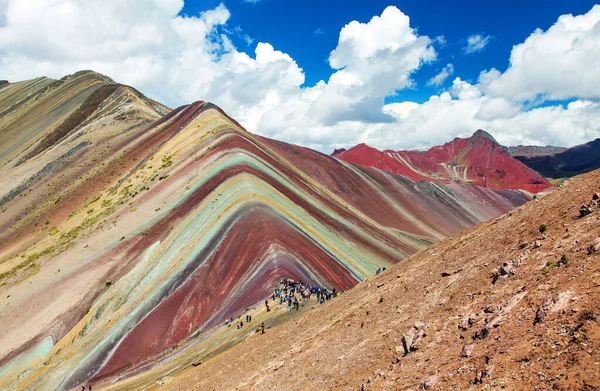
(0, 72, 529, 390)
(120, 169, 600, 391)
(333, 130, 553, 194)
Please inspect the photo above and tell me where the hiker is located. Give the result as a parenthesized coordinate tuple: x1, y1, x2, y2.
(376, 268, 381, 274)
(382, 267, 386, 272)
(261, 322, 265, 334)
(248, 315, 252, 322)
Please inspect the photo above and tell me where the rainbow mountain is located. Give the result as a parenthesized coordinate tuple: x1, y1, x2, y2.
(0, 71, 529, 390)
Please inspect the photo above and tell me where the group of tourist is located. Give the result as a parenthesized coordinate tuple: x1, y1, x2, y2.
(270, 277, 340, 308)
(224, 277, 343, 335)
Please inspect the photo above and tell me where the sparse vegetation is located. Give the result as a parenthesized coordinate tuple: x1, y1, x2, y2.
(0, 250, 47, 286)
(161, 154, 172, 169)
(88, 195, 101, 205)
(544, 254, 569, 273)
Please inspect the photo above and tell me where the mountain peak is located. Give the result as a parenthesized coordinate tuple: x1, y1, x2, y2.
(331, 148, 346, 156)
(471, 129, 499, 145)
(59, 70, 116, 84)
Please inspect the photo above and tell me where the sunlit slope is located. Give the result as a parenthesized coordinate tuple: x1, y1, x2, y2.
(0, 72, 529, 390)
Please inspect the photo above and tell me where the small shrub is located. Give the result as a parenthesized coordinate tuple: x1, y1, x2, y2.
(544, 254, 569, 272)
(86, 208, 94, 214)
(161, 154, 172, 169)
(560, 254, 569, 264)
(539, 224, 547, 233)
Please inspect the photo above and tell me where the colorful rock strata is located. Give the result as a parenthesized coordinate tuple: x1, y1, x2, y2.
(333, 129, 553, 193)
(0, 72, 530, 390)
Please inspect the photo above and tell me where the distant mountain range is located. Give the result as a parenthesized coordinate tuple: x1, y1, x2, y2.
(334, 131, 600, 189)
(513, 138, 600, 179)
(332, 130, 553, 193)
(506, 145, 567, 158)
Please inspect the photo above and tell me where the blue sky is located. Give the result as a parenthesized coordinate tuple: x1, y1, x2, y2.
(182, 0, 598, 104)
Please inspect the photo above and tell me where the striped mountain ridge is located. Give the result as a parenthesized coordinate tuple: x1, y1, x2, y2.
(0, 72, 529, 390)
(333, 130, 554, 194)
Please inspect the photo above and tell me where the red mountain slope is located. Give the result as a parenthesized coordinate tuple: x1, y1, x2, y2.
(333, 130, 553, 193)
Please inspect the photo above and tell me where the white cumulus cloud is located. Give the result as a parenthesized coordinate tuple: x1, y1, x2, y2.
(479, 5, 600, 102)
(0, 1, 599, 153)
